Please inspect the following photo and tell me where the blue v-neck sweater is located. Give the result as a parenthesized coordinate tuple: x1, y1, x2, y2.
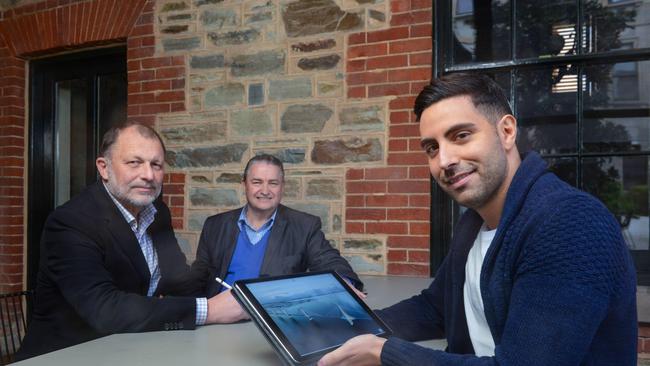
(377, 152, 638, 365)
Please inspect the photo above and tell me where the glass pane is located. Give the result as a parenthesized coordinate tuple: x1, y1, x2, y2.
(515, 67, 578, 154)
(98, 72, 127, 139)
(55, 79, 88, 206)
(546, 156, 577, 186)
(450, 0, 511, 65)
(515, 1, 577, 59)
(581, 156, 650, 278)
(583, 60, 650, 153)
(583, 0, 650, 53)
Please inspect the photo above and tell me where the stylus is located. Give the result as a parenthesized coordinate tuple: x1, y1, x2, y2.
(215, 277, 232, 290)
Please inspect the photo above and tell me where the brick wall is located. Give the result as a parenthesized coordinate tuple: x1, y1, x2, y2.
(345, 0, 432, 275)
(641, 323, 650, 361)
(0, 31, 26, 294)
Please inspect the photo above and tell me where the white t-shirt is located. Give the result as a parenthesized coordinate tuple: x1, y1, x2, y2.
(463, 225, 497, 356)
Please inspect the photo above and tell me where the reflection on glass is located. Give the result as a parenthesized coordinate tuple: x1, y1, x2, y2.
(546, 157, 577, 187)
(583, 60, 650, 153)
(55, 80, 88, 206)
(515, 1, 576, 59)
(451, 0, 511, 65)
(582, 156, 649, 253)
(98, 73, 127, 139)
(584, 0, 647, 53)
(515, 68, 577, 154)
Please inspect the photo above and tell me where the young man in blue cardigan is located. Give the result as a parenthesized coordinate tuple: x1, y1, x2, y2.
(318, 73, 638, 366)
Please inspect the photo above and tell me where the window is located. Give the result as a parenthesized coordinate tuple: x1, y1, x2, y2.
(434, 0, 650, 288)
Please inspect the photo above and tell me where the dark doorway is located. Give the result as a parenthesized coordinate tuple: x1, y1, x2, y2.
(28, 48, 127, 290)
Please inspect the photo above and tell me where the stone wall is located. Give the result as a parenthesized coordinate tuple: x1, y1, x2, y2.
(153, 0, 432, 275)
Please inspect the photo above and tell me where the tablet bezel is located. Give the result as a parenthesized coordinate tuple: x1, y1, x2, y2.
(232, 271, 391, 365)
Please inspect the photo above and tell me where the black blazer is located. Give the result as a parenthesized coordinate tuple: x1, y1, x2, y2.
(16, 182, 198, 360)
(192, 205, 363, 297)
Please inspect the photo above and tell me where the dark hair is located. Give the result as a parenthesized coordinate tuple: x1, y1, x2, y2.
(414, 73, 512, 123)
(99, 121, 166, 158)
(243, 154, 285, 181)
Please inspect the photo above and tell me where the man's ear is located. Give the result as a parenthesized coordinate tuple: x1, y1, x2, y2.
(96, 157, 109, 181)
(497, 114, 517, 150)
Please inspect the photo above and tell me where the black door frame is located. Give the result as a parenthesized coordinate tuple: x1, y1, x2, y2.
(27, 47, 126, 290)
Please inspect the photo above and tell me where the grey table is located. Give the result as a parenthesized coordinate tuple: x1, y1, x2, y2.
(15, 275, 445, 365)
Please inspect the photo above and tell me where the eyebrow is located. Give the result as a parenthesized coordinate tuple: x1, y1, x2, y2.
(420, 122, 477, 149)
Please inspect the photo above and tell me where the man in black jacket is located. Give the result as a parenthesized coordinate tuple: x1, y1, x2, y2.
(17, 122, 247, 360)
(192, 154, 363, 299)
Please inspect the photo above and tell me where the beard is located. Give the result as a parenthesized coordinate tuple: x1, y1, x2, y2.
(438, 140, 507, 210)
(104, 161, 161, 211)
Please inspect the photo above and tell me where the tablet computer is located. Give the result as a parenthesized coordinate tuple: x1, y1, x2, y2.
(232, 271, 391, 366)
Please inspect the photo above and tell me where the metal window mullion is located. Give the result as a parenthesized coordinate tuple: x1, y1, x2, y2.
(577, 63, 584, 189)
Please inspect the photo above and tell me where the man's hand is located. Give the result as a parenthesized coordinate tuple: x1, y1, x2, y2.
(205, 290, 249, 324)
(317, 334, 386, 366)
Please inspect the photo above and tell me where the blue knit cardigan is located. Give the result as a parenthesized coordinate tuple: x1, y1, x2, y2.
(377, 152, 638, 365)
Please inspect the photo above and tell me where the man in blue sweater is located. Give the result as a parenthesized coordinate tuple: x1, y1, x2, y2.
(318, 73, 638, 365)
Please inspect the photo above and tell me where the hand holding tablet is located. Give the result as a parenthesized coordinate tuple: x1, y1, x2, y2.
(232, 271, 391, 366)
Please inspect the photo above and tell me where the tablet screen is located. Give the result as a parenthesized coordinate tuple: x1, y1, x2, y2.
(234, 272, 390, 363)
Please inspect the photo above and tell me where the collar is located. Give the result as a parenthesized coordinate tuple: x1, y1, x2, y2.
(237, 205, 278, 232)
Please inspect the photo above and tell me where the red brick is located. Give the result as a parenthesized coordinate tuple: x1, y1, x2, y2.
(0, 167, 23, 177)
(346, 181, 386, 194)
(411, 81, 430, 94)
(390, 38, 432, 54)
(388, 139, 408, 152)
(139, 103, 170, 114)
(367, 27, 409, 43)
(366, 55, 408, 71)
(368, 82, 410, 98)
(141, 36, 156, 47)
(411, 9, 432, 23)
(346, 168, 364, 180)
(170, 173, 185, 183)
(388, 180, 429, 194)
(366, 222, 407, 235)
(346, 208, 386, 221)
(409, 137, 424, 151)
(347, 86, 366, 99)
(366, 195, 408, 207)
(347, 59, 366, 72)
(387, 235, 429, 249)
(410, 222, 429, 235)
(347, 71, 388, 86)
(389, 67, 431, 82)
(170, 196, 185, 206)
(0, 186, 23, 196)
(171, 56, 185, 66)
(389, 95, 416, 109)
(387, 263, 429, 276)
(127, 46, 154, 59)
(346, 195, 365, 207)
(408, 250, 429, 263)
(388, 208, 429, 220)
(390, 124, 420, 137)
(156, 67, 184, 79)
(390, 0, 410, 12)
(345, 222, 365, 234)
(171, 78, 185, 90)
(390, 111, 410, 124)
(411, 0, 431, 10)
(128, 82, 141, 94)
(348, 43, 387, 59)
(128, 92, 155, 104)
(141, 80, 171, 92)
(170, 102, 185, 112)
(127, 59, 140, 72)
(365, 167, 408, 180)
(640, 325, 650, 337)
(388, 152, 427, 165)
(172, 219, 183, 230)
(387, 249, 406, 262)
(0, 216, 24, 225)
(170, 206, 183, 217)
(348, 32, 366, 45)
(141, 57, 171, 69)
(156, 90, 185, 103)
(128, 69, 155, 82)
(411, 24, 432, 38)
(164, 183, 184, 195)
(409, 167, 431, 179)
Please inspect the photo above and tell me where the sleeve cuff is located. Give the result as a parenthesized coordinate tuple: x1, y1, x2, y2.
(195, 297, 207, 325)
